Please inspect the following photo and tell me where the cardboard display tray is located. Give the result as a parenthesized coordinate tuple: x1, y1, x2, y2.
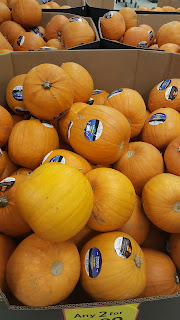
(37, 0, 86, 16)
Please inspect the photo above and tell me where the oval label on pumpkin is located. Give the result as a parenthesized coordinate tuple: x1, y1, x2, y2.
(148, 30, 153, 41)
(85, 247, 102, 278)
(84, 119, 103, 141)
(49, 155, 65, 164)
(149, 112, 166, 125)
(67, 121, 73, 139)
(104, 11, 113, 19)
(12, 86, 23, 101)
(92, 90, 102, 95)
(114, 237, 132, 259)
(69, 17, 83, 22)
(107, 89, 123, 99)
(41, 122, 54, 128)
(137, 41, 147, 48)
(157, 79, 171, 91)
(42, 151, 53, 164)
(0, 177, 15, 192)
(30, 28, 43, 38)
(165, 86, 178, 100)
(17, 36, 25, 46)
(86, 97, 94, 105)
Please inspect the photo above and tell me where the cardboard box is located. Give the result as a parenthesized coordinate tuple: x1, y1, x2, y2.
(0, 48, 180, 319)
(37, 0, 86, 16)
(40, 12, 100, 49)
(86, 0, 114, 27)
(157, 0, 180, 8)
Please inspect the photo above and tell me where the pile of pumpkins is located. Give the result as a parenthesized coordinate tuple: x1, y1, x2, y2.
(100, 8, 180, 53)
(137, 5, 180, 12)
(0, 0, 95, 52)
(0, 60, 179, 308)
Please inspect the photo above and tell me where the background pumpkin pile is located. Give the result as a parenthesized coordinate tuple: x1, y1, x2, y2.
(100, 8, 180, 53)
(0, 60, 179, 307)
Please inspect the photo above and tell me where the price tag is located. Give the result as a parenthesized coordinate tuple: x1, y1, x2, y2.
(63, 303, 140, 320)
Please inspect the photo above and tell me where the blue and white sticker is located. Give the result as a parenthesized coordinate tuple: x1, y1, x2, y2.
(0, 149, 2, 156)
(85, 247, 102, 278)
(69, 17, 83, 22)
(157, 79, 171, 91)
(17, 36, 25, 46)
(165, 86, 178, 100)
(92, 90, 102, 95)
(137, 41, 147, 48)
(149, 113, 166, 125)
(12, 86, 23, 101)
(84, 119, 103, 141)
(49, 155, 65, 164)
(0, 177, 15, 192)
(107, 89, 123, 99)
(104, 11, 113, 19)
(86, 97, 94, 105)
(30, 28, 43, 38)
(67, 121, 73, 139)
(148, 30, 153, 41)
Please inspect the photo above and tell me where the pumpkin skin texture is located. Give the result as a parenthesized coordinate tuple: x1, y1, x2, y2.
(169, 233, 180, 270)
(159, 43, 180, 53)
(0, 2, 11, 25)
(148, 79, 180, 112)
(0, 21, 26, 45)
(162, 6, 176, 12)
(119, 7, 137, 30)
(0, 149, 5, 177)
(45, 15, 69, 41)
(6, 233, 81, 307)
(46, 39, 63, 49)
(47, 2, 61, 9)
(141, 249, 179, 297)
(0, 175, 31, 237)
(104, 88, 147, 138)
(85, 168, 136, 232)
(23, 63, 74, 120)
(0, 105, 13, 147)
(8, 118, 59, 170)
(123, 27, 149, 48)
(114, 141, 164, 195)
(12, 168, 32, 176)
(91, 89, 109, 105)
(156, 21, 180, 47)
(70, 225, 99, 251)
(0, 32, 13, 50)
(0, 234, 16, 294)
(15, 163, 94, 242)
(68, 105, 131, 165)
(13, 32, 46, 51)
(41, 149, 92, 175)
(100, 11, 125, 40)
(149, 44, 158, 50)
(152, 7, 163, 11)
(0, 48, 12, 53)
(139, 24, 155, 46)
(80, 231, 146, 301)
(6, 74, 28, 114)
(164, 136, 180, 176)
(61, 62, 94, 103)
(142, 173, 180, 233)
(142, 224, 168, 252)
(12, 0, 42, 29)
(141, 108, 180, 150)
(120, 195, 150, 245)
(0, 151, 18, 181)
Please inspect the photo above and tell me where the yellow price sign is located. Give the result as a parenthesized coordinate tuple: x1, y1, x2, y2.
(63, 303, 140, 320)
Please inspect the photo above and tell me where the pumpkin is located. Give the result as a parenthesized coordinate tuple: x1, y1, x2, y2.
(156, 21, 180, 47)
(37, 25, 45, 37)
(60, 5, 71, 9)
(0, 150, 5, 177)
(0, 175, 31, 237)
(61, 17, 95, 49)
(70, 225, 99, 251)
(12, 0, 42, 29)
(0, 151, 18, 181)
(45, 15, 69, 41)
(148, 44, 158, 50)
(58, 102, 87, 144)
(0, 48, 12, 53)
(7, 0, 17, 8)
(0, 32, 13, 50)
(148, 79, 180, 112)
(6, 74, 28, 114)
(164, 136, 180, 176)
(120, 195, 150, 245)
(40, 4, 51, 9)
(61, 62, 94, 103)
(114, 141, 164, 195)
(141, 108, 180, 150)
(80, 231, 146, 301)
(47, 2, 61, 9)
(119, 7, 137, 30)
(123, 26, 149, 48)
(41, 149, 92, 175)
(13, 32, 46, 51)
(46, 39, 63, 49)
(0, 233, 16, 294)
(177, 8, 180, 12)
(90, 163, 112, 169)
(100, 11, 125, 40)
(142, 223, 168, 252)
(169, 233, 180, 270)
(159, 43, 180, 53)
(86, 168, 135, 232)
(0, 105, 13, 147)
(138, 24, 155, 46)
(90, 89, 109, 105)
(38, 45, 57, 51)
(0, 0, 8, 5)
(136, 6, 151, 11)
(15, 163, 93, 242)
(104, 88, 147, 138)
(6, 233, 80, 307)
(0, 2, 11, 25)
(141, 248, 179, 297)
(0, 21, 26, 45)
(68, 105, 131, 165)
(162, 6, 176, 12)
(23, 63, 74, 120)
(8, 118, 59, 170)
(12, 168, 32, 176)
(152, 7, 163, 11)
(142, 173, 180, 233)
(12, 114, 29, 127)
(29, 27, 45, 40)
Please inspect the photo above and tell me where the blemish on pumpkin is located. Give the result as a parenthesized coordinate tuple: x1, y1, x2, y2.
(91, 185, 95, 192)
(46, 196, 48, 199)
(119, 140, 124, 150)
(93, 212, 105, 223)
(56, 207, 59, 210)
(50, 261, 63, 276)
(126, 150, 135, 158)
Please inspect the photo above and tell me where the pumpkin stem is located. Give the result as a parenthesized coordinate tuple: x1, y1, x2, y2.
(175, 274, 179, 284)
(134, 255, 143, 268)
(91, 185, 95, 192)
(0, 197, 9, 208)
(50, 261, 63, 276)
(173, 202, 180, 212)
(126, 150, 135, 158)
(42, 80, 52, 90)
(178, 147, 180, 152)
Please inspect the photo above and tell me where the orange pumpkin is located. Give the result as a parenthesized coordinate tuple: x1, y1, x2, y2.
(8, 118, 59, 170)
(162, 6, 176, 12)
(152, 7, 163, 11)
(60, 5, 71, 9)
(0, 48, 12, 53)
(90, 89, 109, 105)
(114, 141, 164, 195)
(0, 0, 8, 5)
(6, 233, 81, 307)
(141, 248, 179, 297)
(123, 26, 149, 48)
(169, 233, 180, 270)
(148, 79, 180, 112)
(0, 234, 16, 294)
(0, 149, 5, 178)
(139, 24, 155, 46)
(120, 195, 150, 245)
(0, 32, 13, 50)
(159, 43, 180, 53)
(0, 2, 11, 25)
(141, 108, 180, 150)
(100, 11, 125, 40)
(156, 21, 180, 47)
(148, 44, 158, 50)
(104, 88, 147, 138)
(47, 1, 61, 9)
(40, 4, 51, 9)
(68, 105, 131, 165)
(45, 14, 69, 41)
(12, 114, 29, 127)
(12, 0, 42, 29)
(119, 7, 137, 30)
(13, 32, 46, 51)
(61, 62, 94, 103)
(142, 223, 168, 252)
(0, 21, 26, 45)
(142, 173, 180, 233)
(12, 168, 32, 176)
(164, 136, 180, 176)
(0, 151, 18, 181)
(80, 231, 146, 301)
(46, 39, 63, 49)
(177, 8, 180, 12)
(41, 149, 92, 175)
(136, 6, 151, 11)
(37, 25, 45, 37)
(6, 74, 28, 114)
(0, 105, 13, 147)
(70, 225, 99, 251)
